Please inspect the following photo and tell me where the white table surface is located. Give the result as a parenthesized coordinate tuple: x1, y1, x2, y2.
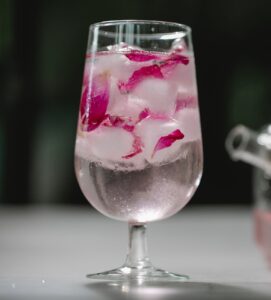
(0, 205, 270, 299)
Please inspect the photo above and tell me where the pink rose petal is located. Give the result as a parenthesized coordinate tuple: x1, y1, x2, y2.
(118, 64, 164, 93)
(108, 115, 126, 127)
(152, 129, 184, 157)
(80, 74, 109, 131)
(171, 53, 189, 65)
(102, 115, 135, 132)
(122, 134, 143, 159)
(160, 53, 189, 76)
(138, 108, 151, 122)
(123, 124, 135, 132)
(125, 50, 159, 62)
(138, 108, 169, 123)
(118, 52, 189, 93)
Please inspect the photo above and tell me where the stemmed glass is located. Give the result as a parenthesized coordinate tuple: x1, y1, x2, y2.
(74, 20, 203, 281)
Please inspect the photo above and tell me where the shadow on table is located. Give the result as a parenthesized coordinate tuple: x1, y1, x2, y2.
(85, 280, 270, 300)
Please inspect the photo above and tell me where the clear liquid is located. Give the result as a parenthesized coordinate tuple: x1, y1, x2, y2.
(75, 140, 203, 223)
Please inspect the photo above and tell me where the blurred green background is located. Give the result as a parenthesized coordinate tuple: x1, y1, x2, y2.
(0, 0, 271, 205)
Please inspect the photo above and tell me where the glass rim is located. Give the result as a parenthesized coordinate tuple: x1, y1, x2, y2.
(89, 20, 191, 40)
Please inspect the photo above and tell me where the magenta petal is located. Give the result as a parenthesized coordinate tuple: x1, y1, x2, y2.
(152, 129, 184, 157)
(138, 108, 151, 122)
(169, 53, 189, 65)
(123, 124, 135, 132)
(80, 74, 109, 131)
(102, 115, 135, 133)
(160, 53, 189, 76)
(164, 53, 189, 66)
(118, 65, 164, 93)
(125, 50, 159, 62)
(122, 134, 143, 159)
(137, 108, 169, 123)
(108, 115, 125, 127)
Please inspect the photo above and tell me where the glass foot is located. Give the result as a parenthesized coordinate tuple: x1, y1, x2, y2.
(86, 266, 189, 281)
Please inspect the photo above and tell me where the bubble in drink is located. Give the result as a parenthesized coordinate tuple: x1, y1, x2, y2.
(131, 78, 177, 115)
(75, 140, 202, 223)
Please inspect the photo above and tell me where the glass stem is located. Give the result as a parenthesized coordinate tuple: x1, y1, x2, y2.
(124, 224, 153, 269)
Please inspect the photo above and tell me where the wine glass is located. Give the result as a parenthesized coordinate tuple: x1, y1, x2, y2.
(74, 20, 203, 281)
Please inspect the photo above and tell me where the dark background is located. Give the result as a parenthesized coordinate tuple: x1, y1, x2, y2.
(1, 0, 271, 206)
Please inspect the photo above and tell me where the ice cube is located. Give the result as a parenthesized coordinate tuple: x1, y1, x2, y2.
(106, 77, 128, 115)
(106, 77, 144, 119)
(135, 118, 183, 164)
(130, 78, 178, 115)
(174, 108, 201, 142)
(75, 134, 92, 161)
(75, 126, 134, 162)
(169, 57, 197, 91)
(92, 52, 141, 82)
